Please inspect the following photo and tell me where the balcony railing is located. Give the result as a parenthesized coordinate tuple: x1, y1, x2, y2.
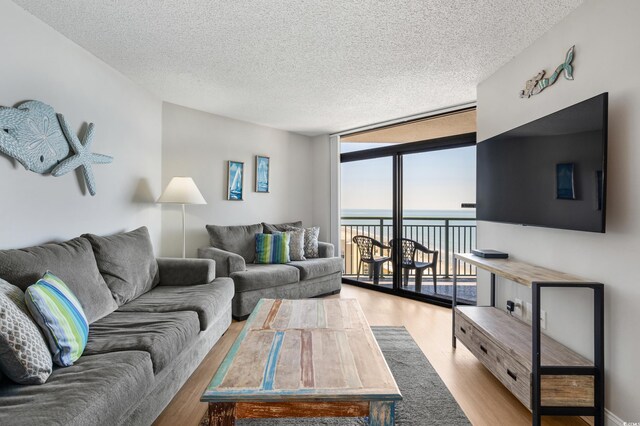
(341, 216, 477, 279)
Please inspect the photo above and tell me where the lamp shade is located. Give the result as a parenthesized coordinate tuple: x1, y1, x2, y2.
(157, 177, 207, 205)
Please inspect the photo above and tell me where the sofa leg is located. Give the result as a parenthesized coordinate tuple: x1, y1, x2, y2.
(232, 313, 251, 321)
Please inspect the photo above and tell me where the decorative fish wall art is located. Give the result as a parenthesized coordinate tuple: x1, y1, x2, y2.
(520, 45, 575, 98)
(0, 100, 112, 195)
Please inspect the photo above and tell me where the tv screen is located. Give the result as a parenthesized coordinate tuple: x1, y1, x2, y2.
(477, 93, 608, 233)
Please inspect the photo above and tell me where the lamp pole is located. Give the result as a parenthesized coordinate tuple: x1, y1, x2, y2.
(182, 203, 186, 258)
(157, 177, 206, 259)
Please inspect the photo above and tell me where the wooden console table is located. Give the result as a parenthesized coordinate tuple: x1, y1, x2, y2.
(452, 253, 604, 426)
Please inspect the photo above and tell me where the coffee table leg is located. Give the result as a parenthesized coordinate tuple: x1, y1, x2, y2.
(368, 401, 395, 426)
(209, 402, 236, 426)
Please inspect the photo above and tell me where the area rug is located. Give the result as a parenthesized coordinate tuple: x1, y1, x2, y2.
(200, 326, 469, 425)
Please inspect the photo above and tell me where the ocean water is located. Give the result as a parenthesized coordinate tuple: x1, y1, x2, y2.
(341, 209, 476, 226)
(342, 209, 475, 218)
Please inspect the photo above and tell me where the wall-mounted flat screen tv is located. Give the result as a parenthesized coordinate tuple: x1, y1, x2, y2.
(477, 93, 608, 233)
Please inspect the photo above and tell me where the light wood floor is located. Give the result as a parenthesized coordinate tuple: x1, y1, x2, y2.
(153, 285, 588, 426)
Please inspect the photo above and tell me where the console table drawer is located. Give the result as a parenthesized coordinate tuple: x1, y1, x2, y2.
(454, 313, 474, 341)
(493, 344, 532, 408)
(455, 310, 532, 408)
(455, 311, 500, 374)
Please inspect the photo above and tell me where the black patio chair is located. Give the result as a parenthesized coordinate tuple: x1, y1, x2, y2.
(352, 235, 391, 285)
(391, 238, 439, 292)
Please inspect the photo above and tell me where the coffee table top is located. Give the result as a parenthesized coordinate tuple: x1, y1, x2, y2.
(202, 298, 401, 403)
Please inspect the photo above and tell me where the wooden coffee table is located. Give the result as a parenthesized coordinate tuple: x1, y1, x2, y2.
(201, 298, 401, 425)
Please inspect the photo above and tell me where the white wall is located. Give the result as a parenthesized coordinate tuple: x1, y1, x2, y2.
(312, 134, 331, 242)
(311, 134, 341, 253)
(161, 102, 315, 257)
(477, 0, 640, 421)
(0, 0, 162, 250)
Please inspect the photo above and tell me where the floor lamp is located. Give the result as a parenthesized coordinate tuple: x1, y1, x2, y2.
(157, 177, 207, 258)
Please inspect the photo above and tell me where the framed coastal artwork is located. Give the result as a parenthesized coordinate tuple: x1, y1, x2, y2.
(227, 160, 244, 201)
(255, 155, 270, 193)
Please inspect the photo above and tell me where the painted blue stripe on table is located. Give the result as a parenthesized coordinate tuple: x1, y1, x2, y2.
(262, 331, 285, 390)
(201, 387, 402, 401)
(208, 299, 266, 388)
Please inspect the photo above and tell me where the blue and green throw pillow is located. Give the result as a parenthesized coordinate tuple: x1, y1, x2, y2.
(255, 233, 290, 264)
(25, 272, 89, 367)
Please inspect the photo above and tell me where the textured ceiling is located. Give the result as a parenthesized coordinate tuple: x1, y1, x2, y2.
(13, 0, 583, 136)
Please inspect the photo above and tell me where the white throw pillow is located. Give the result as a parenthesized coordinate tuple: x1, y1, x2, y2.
(284, 228, 306, 261)
(303, 226, 320, 258)
(285, 225, 320, 259)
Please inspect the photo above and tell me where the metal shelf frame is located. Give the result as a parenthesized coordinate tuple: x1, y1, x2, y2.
(452, 254, 605, 426)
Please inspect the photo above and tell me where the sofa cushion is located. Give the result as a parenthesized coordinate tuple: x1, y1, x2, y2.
(230, 264, 299, 292)
(25, 272, 89, 367)
(117, 278, 235, 331)
(0, 237, 118, 323)
(157, 257, 216, 286)
(287, 257, 344, 280)
(262, 221, 303, 234)
(206, 223, 263, 263)
(0, 351, 154, 426)
(0, 279, 52, 384)
(83, 227, 159, 306)
(84, 311, 199, 374)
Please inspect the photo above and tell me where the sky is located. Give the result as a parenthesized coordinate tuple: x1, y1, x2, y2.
(340, 143, 476, 212)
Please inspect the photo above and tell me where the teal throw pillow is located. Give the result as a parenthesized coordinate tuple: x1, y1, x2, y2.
(255, 233, 291, 264)
(25, 272, 89, 367)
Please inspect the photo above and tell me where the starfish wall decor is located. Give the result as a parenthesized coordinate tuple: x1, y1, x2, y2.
(52, 114, 113, 196)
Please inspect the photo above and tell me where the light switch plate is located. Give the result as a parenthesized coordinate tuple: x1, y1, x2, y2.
(514, 298, 523, 317)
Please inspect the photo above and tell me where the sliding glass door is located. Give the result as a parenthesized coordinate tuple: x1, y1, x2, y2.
(340, 116, 477, 306)
(341, 156, 394, 288)
(399, 146, 477, 304)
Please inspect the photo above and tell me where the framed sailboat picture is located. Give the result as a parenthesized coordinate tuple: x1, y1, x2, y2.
(255, 155, 270, 193)
(227, 160, 244, 201)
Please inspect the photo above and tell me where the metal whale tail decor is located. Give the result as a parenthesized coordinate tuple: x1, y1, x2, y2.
(0, 100, 113, 195)
(520, 45, 575, 98)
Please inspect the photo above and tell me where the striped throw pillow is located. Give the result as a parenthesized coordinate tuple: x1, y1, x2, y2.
(255, 233, 290, 264)
(25, 272, 89, 367)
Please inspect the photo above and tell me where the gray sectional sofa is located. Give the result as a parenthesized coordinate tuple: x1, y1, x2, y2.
(198, 222, 343, 319)
(0, 227, 234, 426)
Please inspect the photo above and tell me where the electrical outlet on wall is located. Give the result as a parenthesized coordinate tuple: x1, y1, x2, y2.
(514, 298, 523, 317)
(524, 303, 547, 329)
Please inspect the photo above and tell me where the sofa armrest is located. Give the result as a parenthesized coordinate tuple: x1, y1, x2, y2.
(156, 257, 216, 286)
(318, 241, 335, 258)
(198, 247, 246, 277)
